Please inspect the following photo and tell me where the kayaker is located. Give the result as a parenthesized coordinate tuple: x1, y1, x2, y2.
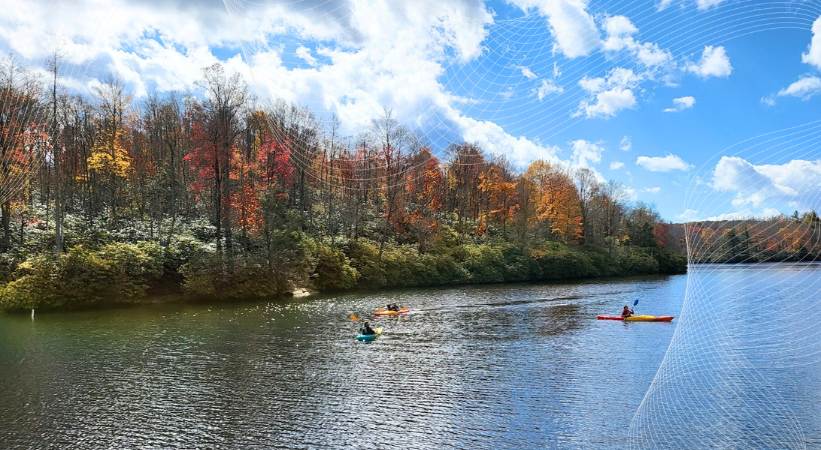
(360, 322, 376, 335)
(622, 305, 634, 317)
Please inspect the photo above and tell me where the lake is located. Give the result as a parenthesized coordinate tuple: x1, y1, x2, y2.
(1, 264, 818, 449)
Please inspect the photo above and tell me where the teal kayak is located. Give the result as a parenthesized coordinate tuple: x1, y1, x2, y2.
(355, 326, 383, 342)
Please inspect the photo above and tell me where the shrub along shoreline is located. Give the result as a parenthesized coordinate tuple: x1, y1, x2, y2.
(0, 237, 686, 312)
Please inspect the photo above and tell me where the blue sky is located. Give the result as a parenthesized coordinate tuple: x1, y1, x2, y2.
(0, 0, 819, 221)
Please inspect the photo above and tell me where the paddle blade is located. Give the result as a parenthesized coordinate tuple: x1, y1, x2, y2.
(633, 299, 639, 306)
(348, 313, 360, 322)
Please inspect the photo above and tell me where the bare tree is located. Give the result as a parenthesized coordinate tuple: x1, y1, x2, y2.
(48, 52, 65, 254)
(574, 168, 598, 245)
(198, 63, 248, 269)
(372, 108, 417, 257)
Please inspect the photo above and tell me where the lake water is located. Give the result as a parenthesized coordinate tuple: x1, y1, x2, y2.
(1, 264, 818, 449)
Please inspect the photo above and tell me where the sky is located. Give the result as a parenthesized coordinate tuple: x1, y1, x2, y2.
(0, 0, 819, 222)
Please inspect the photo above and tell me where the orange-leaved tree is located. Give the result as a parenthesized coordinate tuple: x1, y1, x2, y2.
(523, 160, 582, 243)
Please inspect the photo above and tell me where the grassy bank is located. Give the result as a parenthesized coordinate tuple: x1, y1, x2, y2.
(0, 237, 685, 312)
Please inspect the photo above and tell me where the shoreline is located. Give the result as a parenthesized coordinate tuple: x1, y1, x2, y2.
(6, 270, 685, 315)
(0, 239, 687, 314)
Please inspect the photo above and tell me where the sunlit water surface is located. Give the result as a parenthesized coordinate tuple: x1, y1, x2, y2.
(1, 264, 818, 448)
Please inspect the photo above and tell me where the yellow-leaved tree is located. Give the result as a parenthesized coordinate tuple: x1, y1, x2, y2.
(88, 125, 130, 179)
(524, 160, 582, 243)
(87, 122, 131, 221)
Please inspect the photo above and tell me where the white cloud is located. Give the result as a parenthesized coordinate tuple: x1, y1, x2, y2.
(456, 115, 561, 168)
(576, 67, 640, 118)
(636, 153, 692, 172)
(518, 65, 538, 79)
(295, 45, 317, 66)
(0, 1, 372, 67)
(696, 0, 726, 10)
(634, 42, 674, 67)
(569, 139, 604, 168)
(712, 156, 821, 210)
(677, 208, 699, 222)
(686, 45, 732, 78)
(609, 161, 625, 170)
(601, 15, 672, 68)
(703, 209, 779, 221)
(602, 15, 637, 39)
(803, 16, 821, 70)
(663, 95, 696, 112)
(712, 157, 777, 197)
(761, 208, 783, 218)
(762, 16, 821, 106)
(657, 0, 727, 10)
(620, 136, 632, 151)
(581, 88, 636, 118)
(705, 211, 755, 221)
(509, 0, 600, 58)
(644, 186, 661, 193)
(3, 0, 561, 159)
(776, 75, 821, 100)
(535, 79, 563, 100)
(761, 95, 777, 107)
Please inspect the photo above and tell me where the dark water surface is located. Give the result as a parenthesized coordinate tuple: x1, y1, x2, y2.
(1, 265, 818, 449)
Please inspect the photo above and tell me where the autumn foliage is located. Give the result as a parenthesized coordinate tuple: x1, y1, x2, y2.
(0, 61, 696, 310)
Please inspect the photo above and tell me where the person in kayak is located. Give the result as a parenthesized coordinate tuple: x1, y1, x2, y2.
(386, 303, 399, 311)
(360, 321, 376, 335)
(622, 305, 634, 317)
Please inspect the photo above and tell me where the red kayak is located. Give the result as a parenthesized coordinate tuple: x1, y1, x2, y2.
(597, 315, 674, 322)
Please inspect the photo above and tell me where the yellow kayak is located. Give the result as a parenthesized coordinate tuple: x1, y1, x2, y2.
(623, 315, 674, 322)
(373, 307, 409, 316)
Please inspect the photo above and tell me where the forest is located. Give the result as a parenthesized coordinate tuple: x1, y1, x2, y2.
(0, 60, 686, 311)
(686, 212, 821, 263)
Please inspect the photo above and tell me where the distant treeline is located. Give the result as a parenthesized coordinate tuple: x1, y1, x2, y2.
(685, 211, 821, 263)
(0, 61, 685, 311)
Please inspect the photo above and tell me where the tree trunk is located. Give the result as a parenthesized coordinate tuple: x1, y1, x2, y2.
(214, 146, 223, 260)
(0, 201, 10, 253)
(221, 142, 233, 273)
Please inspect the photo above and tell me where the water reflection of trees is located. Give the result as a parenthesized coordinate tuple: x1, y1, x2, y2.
(535, 303, 584, 337)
